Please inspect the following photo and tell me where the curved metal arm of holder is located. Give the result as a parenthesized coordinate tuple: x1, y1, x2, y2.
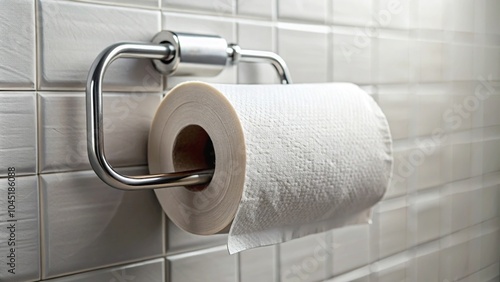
(227, 44, 292, 85)
(86, 31, 292, 191)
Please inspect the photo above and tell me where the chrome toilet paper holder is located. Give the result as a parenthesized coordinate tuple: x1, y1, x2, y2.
(86, 30, 292, 191)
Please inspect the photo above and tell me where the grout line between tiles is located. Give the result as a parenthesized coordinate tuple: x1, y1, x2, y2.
(55, 0, 162, 11)
(274, 244, 280, 282)
(236, 252, 241, 282)
(167, 245, 229, 260)
(34, 1, 45, 279)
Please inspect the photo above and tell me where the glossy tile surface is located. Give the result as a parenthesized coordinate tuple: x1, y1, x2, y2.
(166, 220, 227, 255)
(240, 246, 276, 282)
(0, 93, 37, 177)
(331, 0, 372, 26)
(375, 198, 408, 259)
(38, 93, 161, 173)
(278, 0, 327, 23)
(167, 247, 237, 282)
(49, 258, 165, 282)
(280, 234, 329, 282)
(237, 0, 272, 19)
(332, 225, 370, 275)
(38, 0, 161, 91)
(40, 168, 164, 278)
(0, 0, 36, 89)
(278, 27, 329, 83)
(332, 30, 372, 84)
(0, 176, 39, 281)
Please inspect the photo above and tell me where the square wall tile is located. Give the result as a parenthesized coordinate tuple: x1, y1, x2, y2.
(443, 0, 475, 33)
(280, 233, 329, 282)
(38, 0, 161, 91)
(413, 94, 451, 137)
(375, 199, 408, 259)
(444, 91, 476, 133)
(411, 248, 439, 282)
(413, 40, 445, 82)
(332, 225, 371, 275)
(0, 175, 39, 281)
(440, 241, 473, 281)
(482, 46, 500, 81)
(412, 189, 441, 245)
(40, 168, 164, 278)
(167, 220, 227, 255)
(448, 143, 474, 182)
(332, 31, 372, 84)
(377, 0, 410, 30)
(386, 147, 411, 198)
(278, 0, 327, 23)
(237, 23, 278, 84)
(332, 0, 372, 27)
(162, 13, 236, 87)
(162, 0, 234, 15)
(466, 232, 483, 275)
(278, 27, 329, 83)
(38, 92, 161, 173)
(0, 93, 37, 177)
(375, 92, 411, 141)
(393, 143, 448, 193)
(414, 145, 449, 191)
(481, 185, 499, 221)
(376, 35, 410, 84)
(240, 245, 276, 282)
(483, 95, 500, 128)
(413, 0, 444, 30)
(484, 0, 500, 35)
(483, 138, 500, 174)
(480, 229, 500, 269)
(445, 43, 474, 81)
(237, 0, 273, 19)
(167, 247, 237, 282)
(0, 0, 35, 89)
(49, 258, 165, 282)
(442, 181, 482, 236)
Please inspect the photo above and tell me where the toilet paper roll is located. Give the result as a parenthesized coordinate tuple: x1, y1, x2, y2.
(148, 82, 392, 254)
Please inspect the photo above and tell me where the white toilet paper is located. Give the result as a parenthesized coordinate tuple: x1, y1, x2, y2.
(148, 82, 392, 254)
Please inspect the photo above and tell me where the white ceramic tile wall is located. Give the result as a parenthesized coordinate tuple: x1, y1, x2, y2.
(237, 0, 272, 19)
(0, 175, 40, 281)
(47, 258, 165, 282)
(166, 246, 237, 281)
(278, 0, 328, 24)
(0, 0, 498, 282)
(38, 0, 162, 91)
(0, 0, 36, 89)
(38, 93, 161, 173)
(40, 167, 164, 278)
(0, 93, 37, 177)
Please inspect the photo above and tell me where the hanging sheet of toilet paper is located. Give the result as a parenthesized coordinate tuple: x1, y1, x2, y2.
(148, 82, 393, 254)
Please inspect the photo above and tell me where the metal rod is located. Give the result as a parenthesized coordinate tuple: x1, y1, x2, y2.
(86, 42, 214, 191)
(227, 45, 292, 84)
